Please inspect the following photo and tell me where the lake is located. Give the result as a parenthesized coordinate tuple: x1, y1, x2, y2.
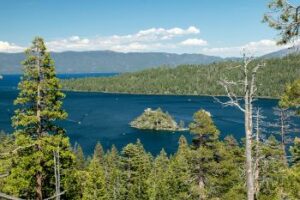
(0, 74, 299, 155)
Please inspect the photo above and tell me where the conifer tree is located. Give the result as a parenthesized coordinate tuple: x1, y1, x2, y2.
(279, 79, 300, 114)
(146, 149, 170, 200)
(82, 154, 108, 200)
(105, 145, 124, 200)
(166, 136, 194, 200)
(290, 137, 300, 165)
(94, 141, 104, 164)
(189, 109, 219, 148)
(257, 135, 288, 199)
(121, 140, 151, 200)
(74, 143, 85, 170)
(6, 37, 71, 200)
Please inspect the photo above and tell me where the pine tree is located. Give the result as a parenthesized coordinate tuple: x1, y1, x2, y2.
(290, 137, 300, 166)
(279, 79, 300, 114)
(121, 139, 151, 200)
(5, 37, 71, 200)
(74, 143, 85, 170)
(94, 141, 104, 164)
(285, 137, 300, 199)
(257, 135, 287, 199)
(166, 136, 194, 200)
(146, 149, 170, 200)
(189, 109, 219, 148)
(82, 154, 108, 200)
(263, 0, 300, 44)
(105, 145, 124, 200)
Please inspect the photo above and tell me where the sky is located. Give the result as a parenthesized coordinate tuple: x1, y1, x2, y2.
(0, 0, 296, 57)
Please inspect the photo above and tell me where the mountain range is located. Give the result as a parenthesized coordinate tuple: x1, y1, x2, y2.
(0, 48, 297, 74)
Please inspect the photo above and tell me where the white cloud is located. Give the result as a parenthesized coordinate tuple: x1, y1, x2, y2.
(200, 39, 288, 57)
(180, 38, 208, 46)
(0, 41, 24, 53)
(45, 26, 202, 52)
(0, 28, 291, 57)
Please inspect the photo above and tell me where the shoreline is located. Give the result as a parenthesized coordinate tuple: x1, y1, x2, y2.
(62, 89, 280, 100)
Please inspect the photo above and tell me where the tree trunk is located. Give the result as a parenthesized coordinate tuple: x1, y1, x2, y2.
(254, 109, 260, 199)
(245, 83, 254, 200)
(36, 48, 43, 200)
(279, 109, 288, 165)
(36, 171, 43, 200)
(198, 176, 205, 200)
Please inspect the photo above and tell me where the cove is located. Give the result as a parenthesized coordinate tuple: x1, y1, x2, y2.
(0, 74, 299, 155)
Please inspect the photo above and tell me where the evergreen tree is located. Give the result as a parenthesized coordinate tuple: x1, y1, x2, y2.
(82, 154, 108, 200)
(5, 37, 72, 200)
(257, 135, 288, 199)
(166, 136, 194, 200)
(121, 140, 151, 200)
(94, 141, 104, 164)
(285, 137, 300, 199)
(290, 137, 300, 166)
(74, 143, 85, 170)
(279, 79, 300, 114)
(105, 145, 124, 200)
(146, 149, 170, 200)
(189, 109, 219, 148)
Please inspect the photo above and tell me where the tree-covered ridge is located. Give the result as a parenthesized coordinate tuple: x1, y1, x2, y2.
(62, 54, 300, 98)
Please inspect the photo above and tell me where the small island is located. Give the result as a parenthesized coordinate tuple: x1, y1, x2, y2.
(130, 108, 187, 131)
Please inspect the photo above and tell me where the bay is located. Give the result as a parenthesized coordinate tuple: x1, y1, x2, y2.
(0, 74, 299, 155)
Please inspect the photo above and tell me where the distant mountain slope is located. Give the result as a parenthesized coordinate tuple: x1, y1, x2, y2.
(62, 54, 300, 98)
(0, 51, 222, 74)
(261, 46, 300, 58)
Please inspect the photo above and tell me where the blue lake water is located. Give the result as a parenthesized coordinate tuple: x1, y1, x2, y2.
(0, 74, 299, 155)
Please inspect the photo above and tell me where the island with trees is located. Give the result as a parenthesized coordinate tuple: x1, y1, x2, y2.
(130, 108, 187, 131)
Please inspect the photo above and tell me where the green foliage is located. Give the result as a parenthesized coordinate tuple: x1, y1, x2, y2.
(189, 109, 220, 148)
(2, 134, 74, 198)
(104, 145, 124, 200)
(2, 37, 74, 199)
(146, 149, 170, 200)
(12, 37, 67, 137)
(263, 0, 300, 44)
(290, 137, 300, 166)
(62, 54, 300, 98)
(93, 141, 104, 164)
(1, 109, 300, 199)
(279, 79, 300, 113)
(121, 140, 152, 200)
(130, 108, 183, 131)
(257, 135, 288, 200)
(82, 155, 108, 200)
(74, 143, 86, 170)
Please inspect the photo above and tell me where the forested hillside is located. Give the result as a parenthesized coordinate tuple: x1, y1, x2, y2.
(62, 54, 300, 98)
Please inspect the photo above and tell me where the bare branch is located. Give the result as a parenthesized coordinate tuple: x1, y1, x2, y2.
(0, 144, 35, 158)
(0, 192, 24, 200)
(216, 79, 245, 112)
(0, 173, 9, 178)
(43, 191, 66, 200)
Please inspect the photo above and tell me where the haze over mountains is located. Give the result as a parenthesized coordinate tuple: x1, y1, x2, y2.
(0, 48, 297, 74)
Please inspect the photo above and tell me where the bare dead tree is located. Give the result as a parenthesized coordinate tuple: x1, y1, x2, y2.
(53, 147, 61, 200)
(270, 107, 297, 164)
(252, 108, 267, 199)
(214, 54, 265, 200)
